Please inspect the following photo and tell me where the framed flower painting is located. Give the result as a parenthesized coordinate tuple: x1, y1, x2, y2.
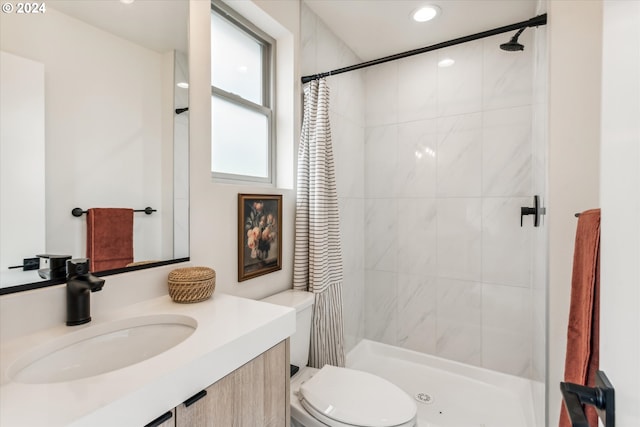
(238, 194, 282, 282)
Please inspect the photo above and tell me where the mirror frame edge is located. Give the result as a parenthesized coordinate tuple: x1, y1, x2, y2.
(0, 257, 190, 296)
(0, 1, 191, 297)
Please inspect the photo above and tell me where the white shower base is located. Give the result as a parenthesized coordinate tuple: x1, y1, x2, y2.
(346, 340, 540, 427)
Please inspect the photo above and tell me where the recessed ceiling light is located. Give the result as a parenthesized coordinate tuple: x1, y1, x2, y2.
(412, 5, 440, 22)
(177, 82, 189, 89)
(438, 58, 455, 68)
(120, 0, 135, 4)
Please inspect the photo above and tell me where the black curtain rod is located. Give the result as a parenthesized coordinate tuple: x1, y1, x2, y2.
(301, 13, 547, 84)
(71, 207, 156, 217)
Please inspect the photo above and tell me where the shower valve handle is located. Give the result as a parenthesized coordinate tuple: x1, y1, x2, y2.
(520, 195, 545, 227)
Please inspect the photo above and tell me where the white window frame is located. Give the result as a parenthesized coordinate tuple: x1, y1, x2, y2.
(211, 0, 276, 184)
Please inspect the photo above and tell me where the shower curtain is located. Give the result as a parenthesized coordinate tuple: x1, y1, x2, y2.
(293, 78, 346, 368)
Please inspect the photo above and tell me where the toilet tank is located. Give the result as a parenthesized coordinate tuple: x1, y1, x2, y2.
(262, 290, 314, 368)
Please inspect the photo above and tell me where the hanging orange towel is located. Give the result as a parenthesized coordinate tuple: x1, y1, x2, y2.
(86, 208, 134, 272)
(559, 208, 600, 427)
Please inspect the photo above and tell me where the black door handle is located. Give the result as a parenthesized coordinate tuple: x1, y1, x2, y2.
(521, 195, 545, 227)
(144, 411, 173, 427)
(183, 389, 207, 407)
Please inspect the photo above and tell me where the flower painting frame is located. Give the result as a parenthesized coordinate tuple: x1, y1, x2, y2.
(238, 194, 283, 282)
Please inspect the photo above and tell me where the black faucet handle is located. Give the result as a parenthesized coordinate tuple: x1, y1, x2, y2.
(35, 254, 72, 279)
(520, 195, 546, 227)
(66, 258, 90, 277)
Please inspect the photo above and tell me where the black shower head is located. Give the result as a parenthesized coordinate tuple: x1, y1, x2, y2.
(500, 27, 526, 51)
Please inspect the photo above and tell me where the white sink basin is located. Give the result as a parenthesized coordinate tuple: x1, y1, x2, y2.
(9, 314, 197, 384)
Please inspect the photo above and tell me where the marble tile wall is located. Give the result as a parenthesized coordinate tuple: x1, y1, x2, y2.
(363, 31, 543, 379)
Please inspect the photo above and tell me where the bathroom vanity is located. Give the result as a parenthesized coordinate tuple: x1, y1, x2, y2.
(149, 339, 289, 427)
(0, 292, 295, 426)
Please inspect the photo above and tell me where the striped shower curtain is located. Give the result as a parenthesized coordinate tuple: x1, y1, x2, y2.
(293, 79, 346, 368)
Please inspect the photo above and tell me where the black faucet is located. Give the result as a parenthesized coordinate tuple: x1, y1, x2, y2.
(66, 258, 105, 326)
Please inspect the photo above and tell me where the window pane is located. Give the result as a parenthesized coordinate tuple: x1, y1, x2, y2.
(211, 12, 262, 105)
(212, 96, 269, 178)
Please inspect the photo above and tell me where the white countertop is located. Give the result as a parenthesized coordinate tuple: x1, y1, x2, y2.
(0, 293, 296, 426)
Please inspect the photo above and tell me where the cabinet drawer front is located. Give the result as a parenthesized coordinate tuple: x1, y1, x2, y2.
(175, 340, 289, 427)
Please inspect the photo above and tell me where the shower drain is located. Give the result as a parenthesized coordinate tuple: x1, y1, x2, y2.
(414, 392, 434, 404)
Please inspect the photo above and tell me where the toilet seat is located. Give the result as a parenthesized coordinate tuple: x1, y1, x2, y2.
(298, 365, 417, 427)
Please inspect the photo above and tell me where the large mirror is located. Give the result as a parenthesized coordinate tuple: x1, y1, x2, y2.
(0, 0, 189, 293)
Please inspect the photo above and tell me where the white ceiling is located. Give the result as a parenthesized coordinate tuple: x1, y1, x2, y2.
(47, 0, 188, 54)
(46, 1, 538, 66)
(304, 0, 538, 61)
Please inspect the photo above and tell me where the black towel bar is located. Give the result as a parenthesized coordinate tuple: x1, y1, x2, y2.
(71, 207, 156, 217)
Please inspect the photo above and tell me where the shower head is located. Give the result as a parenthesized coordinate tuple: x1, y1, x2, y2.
(500, 27, 526, 52)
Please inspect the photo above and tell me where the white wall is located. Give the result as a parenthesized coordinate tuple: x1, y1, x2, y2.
(600, 1, 640, 425)
(0, 52, 45, 272)
(188, 0, 301, 300)
(300, 3, 366, 353)
(547, 1, 602, 425)
(0, 7, 171, 265)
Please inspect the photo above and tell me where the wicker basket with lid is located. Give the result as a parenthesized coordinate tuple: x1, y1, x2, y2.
(168, 266, 216, 303)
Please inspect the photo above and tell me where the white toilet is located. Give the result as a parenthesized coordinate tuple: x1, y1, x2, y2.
(262, 290, 417, 427)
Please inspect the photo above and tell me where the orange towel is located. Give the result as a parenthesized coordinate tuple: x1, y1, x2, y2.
(86, 208, 134, 272)
(559, 208, 600, 427)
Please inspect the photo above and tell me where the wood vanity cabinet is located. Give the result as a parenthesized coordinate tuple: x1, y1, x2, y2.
(150, 339, 290, 427)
